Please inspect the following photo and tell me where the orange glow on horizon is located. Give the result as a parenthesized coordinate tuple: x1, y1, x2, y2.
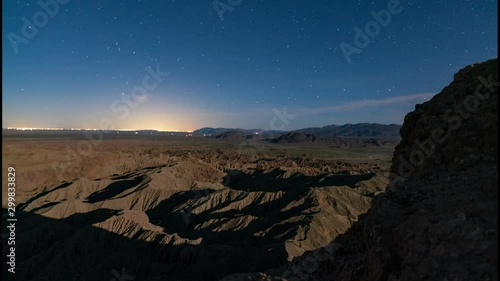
(3, 126, 193, 132)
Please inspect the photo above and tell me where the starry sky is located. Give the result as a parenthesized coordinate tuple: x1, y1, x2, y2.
(2, 0, 497, 131)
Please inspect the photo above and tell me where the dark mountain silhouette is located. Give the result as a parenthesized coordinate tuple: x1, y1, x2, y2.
(194, 123, 401, 138)
(294, 123, 402, 137)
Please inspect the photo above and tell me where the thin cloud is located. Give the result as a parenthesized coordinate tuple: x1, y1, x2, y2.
(297, 93, 436, 116)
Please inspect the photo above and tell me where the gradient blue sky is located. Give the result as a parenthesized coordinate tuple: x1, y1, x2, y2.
(2, 0, 497, 131)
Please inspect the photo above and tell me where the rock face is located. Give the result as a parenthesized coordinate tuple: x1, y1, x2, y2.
(241, 58, 497, 281)
(390, 58, 498, 180)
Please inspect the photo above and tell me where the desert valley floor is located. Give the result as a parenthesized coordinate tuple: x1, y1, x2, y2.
(2, 132, 396, 281)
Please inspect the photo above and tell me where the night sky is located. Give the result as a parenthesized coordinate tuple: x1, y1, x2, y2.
(2, 0, 497, 131)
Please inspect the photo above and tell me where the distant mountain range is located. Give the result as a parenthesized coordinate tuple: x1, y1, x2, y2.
(192, 127, 286, 137)
(194, 123, 402, 138)
(294, 123, 402, 137)
(4, 123, 402, 139)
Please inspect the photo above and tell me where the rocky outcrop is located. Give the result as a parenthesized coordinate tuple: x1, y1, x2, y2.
(221, 59, 497, 281)
(390, 58, 498, 180)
